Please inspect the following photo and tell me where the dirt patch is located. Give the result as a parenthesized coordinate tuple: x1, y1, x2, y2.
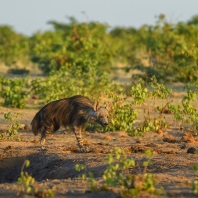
(0, 106, 198, 197)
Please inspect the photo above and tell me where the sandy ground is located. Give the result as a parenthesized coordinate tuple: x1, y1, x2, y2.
(0, 102, 198, 198)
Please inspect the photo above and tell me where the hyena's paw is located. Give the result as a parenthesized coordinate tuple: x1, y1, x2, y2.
(79, 146, 91, 153)
(40, 145, 47, 151)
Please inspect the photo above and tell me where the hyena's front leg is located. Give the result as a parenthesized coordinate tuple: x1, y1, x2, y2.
(72, 125, 89, 153)
(40, 130, 46, 150)
(40, 123, 54, 150)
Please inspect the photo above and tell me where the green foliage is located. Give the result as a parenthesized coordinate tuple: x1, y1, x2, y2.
(138, 76, 171, 132)
(192, 181, 198, 194)
(17, 160, 55, 197)
(75, 164, 87, 180)
(31, 64, 112, 103)
(124, 15, 198, 82)
(103, 148, 135, 187)
(168, 82, 198, 130)
(86, 77, 171, 135)
(129, 76, 172, 104)
(129, 81, 148, 105)
(149, 76, 172, 99)
(0, 25, 29, 66)
(75, 163, 98, 191)
(30, 19, 114, 102)
(0, 75, 30, 108)
(106, 148, 158, 196)
(75, 164, 86, 172)
(17, 160, 35, 195)
(128, 76, 171, 132)
(75, 148, 160, 197)
(1, 15, 198, 82)
(139, 117, 168, 133)
(103, 90, 138, 134)
(192, 164, 198, 194)
(0, 112, 22, 140)
(30, 19, 113, 74)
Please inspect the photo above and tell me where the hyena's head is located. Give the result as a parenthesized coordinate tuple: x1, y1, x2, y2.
(93, 100, 111, 127)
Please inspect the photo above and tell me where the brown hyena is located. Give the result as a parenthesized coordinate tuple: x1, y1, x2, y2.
(31, 95, 111, 152)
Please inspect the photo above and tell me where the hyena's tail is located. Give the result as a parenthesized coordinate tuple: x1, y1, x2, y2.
(31, 112, 42, 136)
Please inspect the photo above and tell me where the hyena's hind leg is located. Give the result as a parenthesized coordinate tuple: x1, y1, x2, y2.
(72, 125, 89, 153)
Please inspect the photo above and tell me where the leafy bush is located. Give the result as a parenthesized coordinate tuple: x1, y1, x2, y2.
(30, 19, 114, 74)
(128, 76, 172, 132)
(1, 15, 198, 83)
(0, 75, 30, 108)
(122, 15, 198, 82)
(103, 90, 138, 134)
(168, 82, 198, 130)
(30, 20, 114, 103)
(31, 64, 112, 103)
(0, 25, 29, 66)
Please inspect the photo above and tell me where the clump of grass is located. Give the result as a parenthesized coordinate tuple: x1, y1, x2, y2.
(0, 112, 22, 141)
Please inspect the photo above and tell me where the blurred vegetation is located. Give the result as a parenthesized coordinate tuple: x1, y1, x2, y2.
(0, 25, 30, 66)
(0, 15, 197, 82)
(0, 14, 198, 111)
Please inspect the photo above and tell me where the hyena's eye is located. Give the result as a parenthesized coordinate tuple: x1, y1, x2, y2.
(100, 116, 103, 119)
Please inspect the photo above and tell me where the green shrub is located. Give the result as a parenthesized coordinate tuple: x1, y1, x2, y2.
(30, 19, 113, 74)
(0, 75, 30, 108)
(104, 90, 138, 134)
(0, 112, 22, 140)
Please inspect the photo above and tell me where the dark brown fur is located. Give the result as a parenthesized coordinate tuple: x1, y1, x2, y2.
(31, 95, 110, 152)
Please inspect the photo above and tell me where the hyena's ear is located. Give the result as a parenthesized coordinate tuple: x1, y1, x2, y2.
(93, 100, 100, 111)
(105, 103, 112, 111)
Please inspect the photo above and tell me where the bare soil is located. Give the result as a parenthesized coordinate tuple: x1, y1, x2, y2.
(1, 100, 198, 198)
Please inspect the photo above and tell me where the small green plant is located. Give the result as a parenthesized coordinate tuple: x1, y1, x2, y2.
(103, 147, 135, 188)
(129, 76, 172, 133)
(1, 112, 22, 140)
(17, 160, 35, 195)
(139, 117, 168, 132)
(75, 164, 98, 191)
(168, 82, 198, 130)
(118, 150, 158, 197)
(192, 163, 198, 194)
(17, 160, 55, 197)
(75, 148, 161, 197)
(75, 164, 87, 179)
(192, 181, 198, 194)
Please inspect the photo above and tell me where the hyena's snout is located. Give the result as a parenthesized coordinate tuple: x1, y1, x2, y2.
(103, 120, 108, 126)
(99, 120, 108, 126)
(104, 122, 108, 126)
(98, 116, 109, 126)
(101, 121, 108, 126)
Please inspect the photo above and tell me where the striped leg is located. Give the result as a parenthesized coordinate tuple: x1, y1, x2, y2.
(40, 123, 54, 150)
(40, 131, 46, 150)
(72, 125, 88, 152)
